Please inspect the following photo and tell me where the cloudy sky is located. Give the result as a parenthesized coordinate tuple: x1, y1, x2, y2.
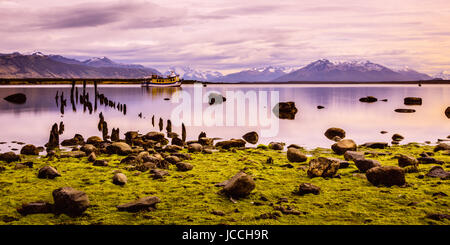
(0, 0, 449, 74)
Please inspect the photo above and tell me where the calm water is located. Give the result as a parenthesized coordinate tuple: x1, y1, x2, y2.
(0, 84, 449, 152)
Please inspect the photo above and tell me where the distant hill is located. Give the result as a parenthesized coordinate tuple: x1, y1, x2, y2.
(213, 66, 301, 82)
(0, 52, 160, 78)
(272, 59, 433, 82)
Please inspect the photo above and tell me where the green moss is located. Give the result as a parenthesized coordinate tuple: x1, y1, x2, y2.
(0, 145, 449, 225)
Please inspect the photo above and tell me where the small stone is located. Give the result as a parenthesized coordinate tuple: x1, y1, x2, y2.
(112, 173, 127, 186)
(295, 183, 321, 195)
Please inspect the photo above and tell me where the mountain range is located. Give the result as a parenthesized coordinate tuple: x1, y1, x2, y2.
(0, 52, 440, 82)
(0, 52, 160, 78)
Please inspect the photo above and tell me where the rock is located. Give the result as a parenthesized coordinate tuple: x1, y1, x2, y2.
(172, 153, 192, 160)
(135, 162, 157, 172)
(242, 131, 259, 144)
(324, 127, 346, 140)
(0, 152, 20, 163)
(144, 131, 166, 142)
(360, 142, 388, 149)
(125, 131, 139, 144)
(273, 102, 298, 119)
(112, 173, 127, 185)
(359, 96, 377, 103)
(380, 131, 388, 134)
(60, 151, 86, 158)
(208, 93, 226, 105)
(167, 132, 178, 138)
(426, 166, 450, 179)
(52, 187, 90, 217)
(38, 166, 60, 179)
(80, 144, 97, 155)
(366, 166, 406, 187)
(4, 93, 27, 104)
(120, 155, 139, 165)
(176, 162, 193, 171)
(326, 157, 350, 169)
(295, 183, 321, 195)
(344, 151, 365, 161)
(392, 134, 404, 141)
(434, 143, 450, 152)
(215, 139, 246, 149)
(87, 152, 96, 162)
(150, 169, 169, 179)
(426, 213, 450, 221)
(93, 159, 108, 166)
(417, 157, 443, 165)
(287, 144, 302, 149)
(307, 157, 340, 178)
(61, 134, 85, 146)
(117, 196, 161, 212)
(106, 142, 132, 155)
(391, 140, 400, 145)
(395, 108, 415, 113)
(165, 155, 181, 164)
(331, 139, 357, 155)
(198, 137, 214, 146)
(188, 143, 203, 153)
(268, 142, 285, 151)
(17, 201, 53, 215)
(20, 144, 39, 155)
(286, 148, 307, 162)
(446, 107, 450, 118)
(404, 97, 422, 105)
(46, 123, 59, 149)
(222, 172, 255, 198)
(397, 154, 419, 167)
(86, 136, 102, 145)
(317, 105, 324, 109)
(164, 145, 183, 153)
(355, 159, 382, 172)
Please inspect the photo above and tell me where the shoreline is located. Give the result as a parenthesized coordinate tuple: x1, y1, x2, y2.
(0, 78, 449, 85)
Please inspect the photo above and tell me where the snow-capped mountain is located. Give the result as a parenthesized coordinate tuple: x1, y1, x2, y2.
(214, 66, 302, 82)
(82, 57, 146, 69)
(434, 71, 450, 80)
(273, 59, 432, 82)
(164, 66, 223, 81)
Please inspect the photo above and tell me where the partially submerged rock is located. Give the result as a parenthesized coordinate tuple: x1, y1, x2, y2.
(360, 142, 388, 149)
(222, 172, 256, 198)
(215, 139, 246, 149)
(324, 127, 346, 140)
(117, 196, 161, 212)
(331, 139, 357, 155)
(395, 108, 416, 113)
(404, 97, 422, 105)
(4, 93, 26, 104)
(20, 144, 39, 155)
(359, 96, 377, 103)
(273, 102, 298, 120)
(366, 166, 406, 187)
(242, 131, 259, 144)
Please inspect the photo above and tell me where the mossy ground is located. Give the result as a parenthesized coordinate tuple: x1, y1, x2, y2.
(0, 144, 449, 225)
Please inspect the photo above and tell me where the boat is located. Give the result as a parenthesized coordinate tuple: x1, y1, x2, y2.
(141, 72, 181, 87)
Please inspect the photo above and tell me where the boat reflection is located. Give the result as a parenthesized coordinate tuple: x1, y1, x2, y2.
(142, 86, 181, 100)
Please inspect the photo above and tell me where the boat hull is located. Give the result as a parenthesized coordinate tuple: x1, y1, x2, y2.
(141, 81, 182, 87)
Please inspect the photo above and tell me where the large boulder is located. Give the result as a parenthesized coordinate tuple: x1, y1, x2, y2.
(294, 183, 321, 196)
(38, 166, 61, 179)
(222, 172, 256, 198)
(20, 144, 39, 155)
(426, 166, 450, 179)
(215, 139, 246, 149)
(331, 139, 357, 155)
(273, 102, 298, 120)
(52, 187, 90, 217)
(112, 173, 127, 185)
(366, 166, 406, 187)
(354, 159, 381, 172)
(344, 151, 365, 161)
(4, 93, 26, 104)
(397, 154, 419, 168)
(242, 131, 259, 144)
(0, 152, 20, 163)
(324, 127, 346, 140)
(286, 148, 307, 162)
(117, 196, 161, 212)
(106, 142, 132, 155)
(307, 157, 340, 178)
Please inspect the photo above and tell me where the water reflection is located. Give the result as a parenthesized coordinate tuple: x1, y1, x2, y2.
(0, 84, 449, 152)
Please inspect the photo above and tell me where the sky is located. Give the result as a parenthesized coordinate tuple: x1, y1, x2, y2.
(0, 0, 449, 75)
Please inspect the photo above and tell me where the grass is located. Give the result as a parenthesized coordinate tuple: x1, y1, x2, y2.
(0, 144, 449, 225)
